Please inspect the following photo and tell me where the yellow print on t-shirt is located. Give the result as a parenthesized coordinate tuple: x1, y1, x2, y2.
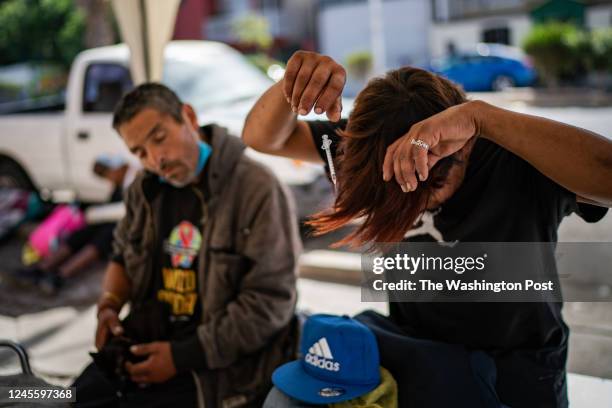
(157, 267, 198, 315)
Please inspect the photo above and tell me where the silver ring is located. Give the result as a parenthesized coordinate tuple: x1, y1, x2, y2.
(410, 139, 429, 150)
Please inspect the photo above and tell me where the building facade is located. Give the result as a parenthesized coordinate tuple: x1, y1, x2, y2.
(430, 0, 612, 57)
(172, 0, 318, 53)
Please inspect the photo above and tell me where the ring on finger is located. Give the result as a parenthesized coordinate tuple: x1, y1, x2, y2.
(410, 139, 429, 151)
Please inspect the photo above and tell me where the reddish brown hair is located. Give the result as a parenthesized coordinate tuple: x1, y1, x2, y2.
(307, 67, 467, 247)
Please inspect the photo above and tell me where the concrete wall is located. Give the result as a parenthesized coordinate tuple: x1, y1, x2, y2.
(318, 0, 431, 68)
(587, 4, 612, 29)
(318, 0, 431, 95)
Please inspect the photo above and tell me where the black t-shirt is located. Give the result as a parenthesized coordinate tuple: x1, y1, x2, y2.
(148, 179, 207, 373)
(307, 120, 608, 353)
(153, 183, 203, 337)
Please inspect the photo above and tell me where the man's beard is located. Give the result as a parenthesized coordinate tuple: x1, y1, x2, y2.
(165, 175, 195, 188)
(160, 161, 196, 188)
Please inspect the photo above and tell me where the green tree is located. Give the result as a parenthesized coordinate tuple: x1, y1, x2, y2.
(232, 13, 273, 51)
(564, 29, 592, 72)
(0, 0, 86, 67)
(345, 51, 373, 79)
(232, 13, 279, 75)
(590, 28, 612, 73)
(522, 22, 581, 87)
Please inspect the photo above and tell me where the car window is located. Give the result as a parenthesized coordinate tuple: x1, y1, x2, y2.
(0, 63, 67, 114)
(464, 55, 486, 64)
(434, 56, 460, 70)
(82, 63, 133, 113)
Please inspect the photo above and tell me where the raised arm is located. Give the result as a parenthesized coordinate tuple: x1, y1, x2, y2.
(476, 101, 612, 206)
(383, 100, 612, 206)
(242, 51, 346, 163)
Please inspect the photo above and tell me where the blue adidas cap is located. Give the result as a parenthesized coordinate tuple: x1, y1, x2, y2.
(272, 314, 381, 405)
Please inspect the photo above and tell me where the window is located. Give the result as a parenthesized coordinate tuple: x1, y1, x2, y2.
(82, 63, 133, 113)
(482, 27, 510, 45)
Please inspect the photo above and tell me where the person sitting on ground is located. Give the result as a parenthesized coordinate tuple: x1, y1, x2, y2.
(13, 155, 134, 294)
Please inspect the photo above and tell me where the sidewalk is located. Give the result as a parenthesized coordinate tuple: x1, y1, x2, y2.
(470, 87, 612, 108)
(1, 279, 611, 406)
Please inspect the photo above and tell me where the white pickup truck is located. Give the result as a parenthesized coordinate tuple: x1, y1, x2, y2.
(0, 40, 328, 215)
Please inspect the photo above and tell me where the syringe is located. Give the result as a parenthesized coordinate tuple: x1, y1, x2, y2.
(321, 134, 337, 188)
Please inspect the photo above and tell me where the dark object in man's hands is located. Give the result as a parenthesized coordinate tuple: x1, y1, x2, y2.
(90, 301, 170, 392)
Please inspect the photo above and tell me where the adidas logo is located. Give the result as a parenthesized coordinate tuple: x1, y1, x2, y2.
(305, 337, 340, 372)
(309, 337, 334, 359)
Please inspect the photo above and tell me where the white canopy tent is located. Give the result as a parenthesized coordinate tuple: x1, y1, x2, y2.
(110, 0, 181, 84)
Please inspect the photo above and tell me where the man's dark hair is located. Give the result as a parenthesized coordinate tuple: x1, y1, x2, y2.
(112, 83, 184, 130)
(92, 162, 109, 178)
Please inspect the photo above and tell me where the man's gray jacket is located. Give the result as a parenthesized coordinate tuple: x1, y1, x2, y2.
(112, 125, 301, 407)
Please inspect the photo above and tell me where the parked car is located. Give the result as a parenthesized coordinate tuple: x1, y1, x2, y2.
(428, 43, 537, 92)
(0, 41, 333, 217)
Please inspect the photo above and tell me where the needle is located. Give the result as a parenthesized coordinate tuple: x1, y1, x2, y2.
(321, 134, 337, 188)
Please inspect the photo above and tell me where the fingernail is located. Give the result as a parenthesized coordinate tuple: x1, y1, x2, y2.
(130, 346, 137, 353)
(298, 108, 307, 116)
(418, 173, 424, 181)
(401, 184, 407, 193)
(406, 183, 412, 192)
(292, 106, 297, 113)
(315, 107, 322, 114)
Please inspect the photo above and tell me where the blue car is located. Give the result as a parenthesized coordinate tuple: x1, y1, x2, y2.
(428, 44, 537, 92)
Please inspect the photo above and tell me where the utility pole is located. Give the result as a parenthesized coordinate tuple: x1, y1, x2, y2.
(368, 0, 386, 75)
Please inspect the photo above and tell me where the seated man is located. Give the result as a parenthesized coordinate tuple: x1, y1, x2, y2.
(74, 83, 301, 408)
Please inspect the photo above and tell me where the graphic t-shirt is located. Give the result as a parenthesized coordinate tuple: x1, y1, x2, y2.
(307, 120, 608, 390)
(150, 181, 206, 372)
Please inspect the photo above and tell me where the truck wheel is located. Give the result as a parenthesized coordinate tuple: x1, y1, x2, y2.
(0, 159, 36, 191)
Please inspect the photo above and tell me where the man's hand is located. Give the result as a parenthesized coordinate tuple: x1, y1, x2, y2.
(125, 342, 177, 384)
(382, 102, 478, 192)
(95, 308, 123, 350)
(283, 51, 346, 122)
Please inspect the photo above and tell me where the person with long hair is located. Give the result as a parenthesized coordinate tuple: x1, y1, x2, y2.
(242, 51, 612, 407)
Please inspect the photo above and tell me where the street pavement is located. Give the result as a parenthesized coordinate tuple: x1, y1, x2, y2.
(0, 280, 611, 406)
